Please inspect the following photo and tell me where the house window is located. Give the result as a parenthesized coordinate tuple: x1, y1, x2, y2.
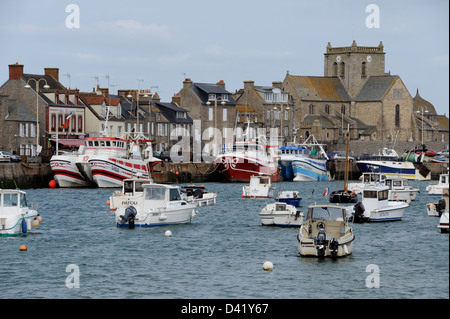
(78, 115, 83, 132)
(265, 92, 273, 102)
(208, 107, 213, 121)
(51, 114, 56, 132)
(223, 108, 227, 121)
(71, 116, 76, 132)
(208, 94, 216, 101)
(309, 104, 314, 114)
(266, 109, 271, 120)
(281, 93, 288, 102)
(30, 123, 36, 137)
(284, 109, 288, 121)
(58, 115, 63, 131)
(325, 104, 330, 114)
(395, 104, 400, 126)
(221, 94, 229, 101)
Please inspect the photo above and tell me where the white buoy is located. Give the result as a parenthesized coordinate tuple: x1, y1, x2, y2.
(165, 230, 172, 237)
(263, 261, 273, 271)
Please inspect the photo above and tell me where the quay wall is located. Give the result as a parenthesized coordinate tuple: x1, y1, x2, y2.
(0, 163, 53, 189)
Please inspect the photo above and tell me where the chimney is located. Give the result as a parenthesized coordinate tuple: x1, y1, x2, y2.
(216, 80, 225, 90)
(272, 81, 283, 89)
(99, 87, 109, 97)
(183, 78, 193, 91)
(9, 63, 24, 80)
(244, 80, 255, 93)
(44, 67, 59, 81)
(172, 93, 181, 106)
(152, 92, 161, 102)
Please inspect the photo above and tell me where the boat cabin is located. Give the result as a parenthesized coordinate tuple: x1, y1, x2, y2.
(122, 178, 152, 196)
(384, 177, 410, 190)
(0, 189, 29, 215)
(249, 175, 272, 187)
(279, 146, 310, 157)
(143, 184, 186, 207)
(304, 205, 348, 239)
(362, 185, 390, 209)
(361, 173, 386, 184)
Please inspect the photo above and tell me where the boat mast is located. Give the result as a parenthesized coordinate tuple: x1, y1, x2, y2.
(344, 130, 349, 193)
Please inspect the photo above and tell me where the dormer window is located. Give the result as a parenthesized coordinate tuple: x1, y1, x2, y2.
(176, 111, 186, 119)
(221, 94, 229, 101)
(208, 94, 216, 101)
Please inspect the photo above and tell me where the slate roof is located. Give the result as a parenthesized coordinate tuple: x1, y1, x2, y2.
(192, 83, 237, 105)
(355, 76, 397, 101)
(5, 99, 36, 122)
(154, 102, 193, 124)
(288, 76, 350, 102)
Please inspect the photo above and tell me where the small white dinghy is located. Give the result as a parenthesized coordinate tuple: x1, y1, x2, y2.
(348, 184, 409, 222)
(297, 204, 354, 258)
(115, 183, 198, 228)
(242, 175, 275, 198)
(0, 188, 42, 237)
(259, 202, 304, 227)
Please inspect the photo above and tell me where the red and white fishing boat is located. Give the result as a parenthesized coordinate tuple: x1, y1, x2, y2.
(50, 150, 92, 188)
(215, 139, 280, 183)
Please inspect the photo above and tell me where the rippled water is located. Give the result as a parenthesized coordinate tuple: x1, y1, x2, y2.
(0, 180, 448, 299)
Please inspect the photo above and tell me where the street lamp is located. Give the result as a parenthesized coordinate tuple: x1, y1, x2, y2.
(25, 78, 50, 156)
(416, 106, 429, 147)
(206, 97, 225, 156)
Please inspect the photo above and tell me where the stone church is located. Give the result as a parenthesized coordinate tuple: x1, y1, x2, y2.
(282, 41, 448, 145)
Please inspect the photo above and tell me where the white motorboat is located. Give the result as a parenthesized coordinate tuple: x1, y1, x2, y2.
(242, 175, 275, 198)
(0, 188, 42, 237)
(437, 212, 449, 233)
(297, 204, 354, 258)
(348, 184, 409, 222)
(276, 190, 302, 208)
(259, 202, 304, 227)
(384, 177, 420, 202)
(426, 188, 448, 217)
(109, 178, 153, 211)
(180, 184, 217, 207)
(115, 183, 198, 228)
(426, 173, 449, 196)
(348, 173, 387, 194)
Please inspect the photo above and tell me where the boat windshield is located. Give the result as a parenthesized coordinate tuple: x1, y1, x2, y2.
(145, 187, 165, 201)
(20, 193, 27, 207)
(169, 188, 182, 201)
(363, 190, 389, 200)
(2, 193, 18, 207)
(309, 206, 345, 221)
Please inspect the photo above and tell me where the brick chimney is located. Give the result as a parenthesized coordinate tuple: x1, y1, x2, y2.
(44, 67, 59, 81)
(172, 93, 181, 106)
(183, 78, 193, 91)
(9, 63, 24, 80)
(216, 80, 225, 90)
(244, 80, 255, 92)
(272, 81, 283, 89)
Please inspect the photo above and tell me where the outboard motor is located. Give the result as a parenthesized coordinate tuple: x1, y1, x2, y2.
(329, 238, 339, 258)
(316, 228, 327, 257)
(436, 199, 446, 216)
(119, 206, 137, 229)
(353, 202, 365, 223)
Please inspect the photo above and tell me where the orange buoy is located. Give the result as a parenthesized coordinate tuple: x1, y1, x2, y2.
(175, 171, 179, 175)
(49, 180, 57, 188)
(106, 200, 110, 206)
(19, 245, 27, 251)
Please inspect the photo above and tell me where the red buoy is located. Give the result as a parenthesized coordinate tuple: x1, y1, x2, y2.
(49, 180, 57, 188)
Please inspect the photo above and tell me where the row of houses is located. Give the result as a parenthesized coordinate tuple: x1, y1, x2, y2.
(0, 41, 448, 160)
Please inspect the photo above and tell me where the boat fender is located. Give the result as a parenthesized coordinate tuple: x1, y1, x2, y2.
(119, 206, 137, 229)
(22, 218, 27, 233)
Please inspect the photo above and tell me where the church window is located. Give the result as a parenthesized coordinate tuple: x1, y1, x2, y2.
(340, 62, 345, 78)
(325, 104, 330, 114)
(341, 105, 346, 115)
(361, 62, 367, 77)
(332, 63, 338, 76)
(309, 104, 314, 114)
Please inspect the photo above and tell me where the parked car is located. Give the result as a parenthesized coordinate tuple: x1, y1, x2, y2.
(331, 152, 354, 162)
(3, 151, 21, 162)
(157, 151, 172, 162)
(355, 153, 374, 161)
(424, 149, 437, 157)
(0, 151, 10, 162)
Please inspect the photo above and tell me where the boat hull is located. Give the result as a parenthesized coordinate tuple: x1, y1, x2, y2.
(50, 155, 91, 188)
(297, 235, 354, 257)
(362, 203, 408, 222)
(356, 160, 431, 180)
(438, 212, 449, 233)
(259, 210, 304, 227)
(292, 159, 329, 181)
(116, 206, 197, 227)
(0, 210, 39, 237)
(90, 157, 150, 188)
(216, 155, 280, 183)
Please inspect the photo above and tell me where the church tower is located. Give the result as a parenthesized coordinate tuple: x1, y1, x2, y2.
(324, 40, 386, 98)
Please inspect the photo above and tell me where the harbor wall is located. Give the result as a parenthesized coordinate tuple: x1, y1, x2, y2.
(0, 163, 53, 189)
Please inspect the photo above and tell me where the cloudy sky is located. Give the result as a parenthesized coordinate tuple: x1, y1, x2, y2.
(1, 0, 448, 115)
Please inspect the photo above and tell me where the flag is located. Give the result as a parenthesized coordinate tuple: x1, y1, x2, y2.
(60, 112, 73, 129)
(322, 188, 329, 197)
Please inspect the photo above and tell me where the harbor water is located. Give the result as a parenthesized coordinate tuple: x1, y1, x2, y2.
(0, 180, 448, 299)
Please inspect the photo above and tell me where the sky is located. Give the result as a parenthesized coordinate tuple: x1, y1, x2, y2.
(1, 0, 448, 115)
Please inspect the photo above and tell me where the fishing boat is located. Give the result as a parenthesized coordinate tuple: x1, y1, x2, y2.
(276, 190, 301, 207)
(329, 131, 357, 203)
(242, 175, 275, 198)
(180, 184, 217, 207)
(278, 145, 310, 181)
(426, 188, 448, 217)
(426, 173, 449, 196)
(437, 212, 449, 233)
(259, 202, 304, 227)
(77, 133, 160, 188)
(50, 150, 92, 188)
(291, 135, 331, 181)
(297, 204, 354, 258)
(0, 188, 42, 237)
(348, 184, 409, 222)
(356, 147, 431, 181)
(115, 183, 198, 228)
(215, 139, 280, 183)
(109, 178, 153, 211)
